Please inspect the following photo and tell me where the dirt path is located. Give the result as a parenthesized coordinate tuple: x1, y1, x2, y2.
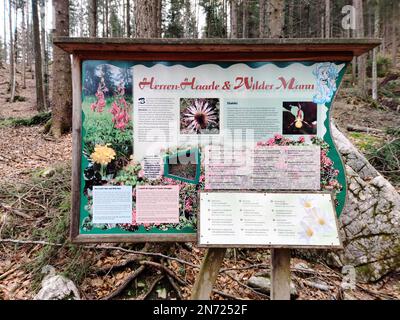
(333, 90, 400, 132)
(0, 126, 71, 182)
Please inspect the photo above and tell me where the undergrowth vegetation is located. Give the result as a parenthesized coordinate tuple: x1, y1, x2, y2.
(367, 127, 400, 186)
(0, 164, 95, 290)
(0, 112, 51, 128)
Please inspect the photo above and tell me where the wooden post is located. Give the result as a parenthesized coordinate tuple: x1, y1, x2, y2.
(270, 248, 291, 300)
(191, 248, 226, 300)
(70, 55, 82, 240)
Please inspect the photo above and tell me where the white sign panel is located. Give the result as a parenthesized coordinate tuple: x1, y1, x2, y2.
(199, 192, 341, 247)
(92, 186, 133, 224)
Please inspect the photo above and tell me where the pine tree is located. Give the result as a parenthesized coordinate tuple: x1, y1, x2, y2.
(88, 0, 97, 37)
(134, 0, 162, 38)
(32, 0, 45, 110)
(165, 0, 184, 38)
(51, 0, 72, 137)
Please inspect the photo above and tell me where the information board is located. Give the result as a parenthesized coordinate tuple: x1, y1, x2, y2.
(199, 192, 341, 248)
(76, 59, 347, 242)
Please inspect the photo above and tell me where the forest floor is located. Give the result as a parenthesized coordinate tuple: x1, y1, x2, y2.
(0, 64, 399, 300)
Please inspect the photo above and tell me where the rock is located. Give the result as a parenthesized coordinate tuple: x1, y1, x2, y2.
(293, 262, 311, 271)
(342, 291, 357, 300)
(290, 282, 298, 297)
(303, 279, 332, 291)
(34, 265, 80, 300)
(248, 276, 271, 294)
(328, 125, 400, 282)
(247, 275, 297, 297)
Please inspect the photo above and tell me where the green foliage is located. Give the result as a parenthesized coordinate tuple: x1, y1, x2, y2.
(366, 129, 400, 186)
(164, 0, 185, 38)
(0, 163, 87, 290)
(110, 8, 123, 37)
(367, 55, 392, 78)
(0, 112, 51, 128)
(115, 164, 142, 186)
(199, 0, 227, 38)
(82, 97, 133, 160)
(379, 79, 400, 99)
(6, 95, 26, 102)
(349, 132, 383, 153)
(378, 74, 400, 110)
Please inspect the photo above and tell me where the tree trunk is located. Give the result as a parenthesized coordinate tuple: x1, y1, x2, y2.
(381, 3, 386, 55)
(242, 0, 248, 38)
(79, 0, 84, 36)
(9, 0, 16, 102)
(3, 0, 7, 66)
(259, 0, 266, 38)
(354, 0, 366, 98)
(122, 0, 126, 35)
(392, 1, 398, 67)
(88, 0, 97, 37)
(126, 0, 131, 37)
(229, 0, 238, 38)
(156, 0, 162, 37)
(105, 0, 109, 37)
(288, 0, 294, 38)
(102, 1, 106, 37)
(40, 0, 48, 108)
(224, 0, 228, 38)
(134, 0, 162, 38)
(32, 0, 45, 111)
(325, 0, 330, 38)
(51, 0, 72, 137)
(194, 0, 199, 38)
(267, 0, 285, 38)
(372, 0, 379, 101)
(22, 1, 27, 89)
(26, 0, 33, 73)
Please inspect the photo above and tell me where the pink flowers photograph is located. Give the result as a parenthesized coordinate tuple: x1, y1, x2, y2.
(180, 98, 220, 134)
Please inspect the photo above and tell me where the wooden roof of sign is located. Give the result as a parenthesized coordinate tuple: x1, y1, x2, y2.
(54, 37, 380, 62)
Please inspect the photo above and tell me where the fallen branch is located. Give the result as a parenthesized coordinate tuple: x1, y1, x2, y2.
(301, 279, 334, 291)
(166, 275, 183, 300)
(95, 256, 144, 275)
(0, 203, 32, 219)
(0, 265, 19, 281)
(140, 260, 187, 286)
(225, 272, 269, 299)
(212, 289, 243, 300)
(101, 265, 146, 300)
(0, 238, 199, 268)
(0, 238, 62, 247)
(140, 275, 165, 300)
(355, 284, 397, 300)
(347, 125, 384, 133)
(220, 263, 269, 273)
(97, 245, 199, 268)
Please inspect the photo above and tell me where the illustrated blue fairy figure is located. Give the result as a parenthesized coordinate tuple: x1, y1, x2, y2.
(312, 63, 342, 104)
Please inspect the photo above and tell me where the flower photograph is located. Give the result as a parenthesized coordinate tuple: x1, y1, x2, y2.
(282, 101, 317, 135)
(180, 98, 220, 134)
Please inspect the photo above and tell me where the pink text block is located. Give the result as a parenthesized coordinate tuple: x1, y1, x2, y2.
(136, 185, 180, 224)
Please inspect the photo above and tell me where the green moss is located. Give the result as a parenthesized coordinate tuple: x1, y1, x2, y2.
(356, 264, 376, 281)
(0, 112, 51, 128)
(348, 132, 383, 153)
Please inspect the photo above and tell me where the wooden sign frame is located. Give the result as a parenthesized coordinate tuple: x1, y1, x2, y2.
(54, 38, 379, 244)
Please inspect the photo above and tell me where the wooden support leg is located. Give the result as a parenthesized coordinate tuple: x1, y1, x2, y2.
(271, 248, 291, 300)
(191, 248, 226, 300)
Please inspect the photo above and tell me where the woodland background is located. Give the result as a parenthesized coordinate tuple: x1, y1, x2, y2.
(0, 0, 399, 300)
